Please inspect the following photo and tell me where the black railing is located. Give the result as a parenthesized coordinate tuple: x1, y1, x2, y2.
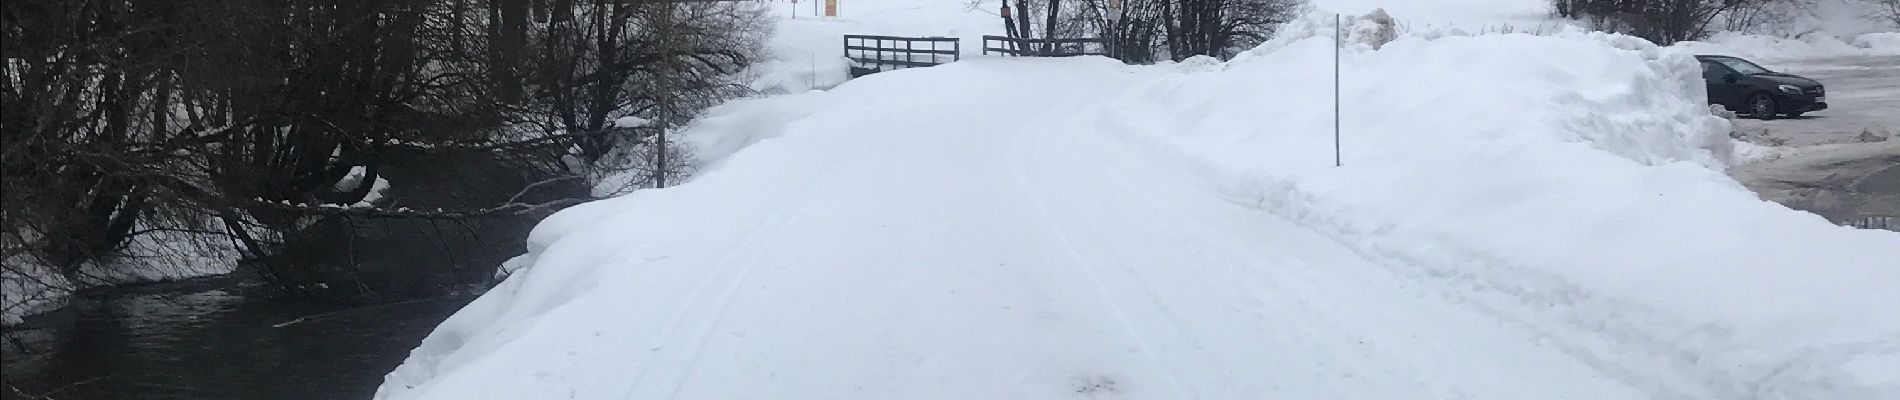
(980, 35, 1111, 57)
(1844, 215, 1896, 231)
(843, 35, 961, 77)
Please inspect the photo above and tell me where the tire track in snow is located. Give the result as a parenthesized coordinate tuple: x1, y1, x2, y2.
(614, 122, 891, 400)
(1016, 97, 1646, 398)
(657, 125, 900, 396)
(1002, 114, 1192, 400)
(1081, 87, 1746, 399)
(1014, 116, 1385, 396)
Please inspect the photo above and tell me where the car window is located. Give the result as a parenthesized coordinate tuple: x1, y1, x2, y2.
(1711, 58, 1771, 75)
(1700, 61, 1729, 80)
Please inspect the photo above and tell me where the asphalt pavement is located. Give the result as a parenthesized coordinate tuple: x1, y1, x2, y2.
(1727, 55, 1900, 227)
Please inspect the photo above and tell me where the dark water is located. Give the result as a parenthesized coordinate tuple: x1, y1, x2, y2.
(1, 277, 473, 400)
(0, 147, 558, 400)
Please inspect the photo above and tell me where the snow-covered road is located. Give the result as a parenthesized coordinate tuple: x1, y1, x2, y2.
(715, 60, 1635, 398)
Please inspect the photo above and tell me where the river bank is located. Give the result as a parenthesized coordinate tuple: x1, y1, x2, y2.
(2, 139, 575, 400)
(2, 274, 474, 400)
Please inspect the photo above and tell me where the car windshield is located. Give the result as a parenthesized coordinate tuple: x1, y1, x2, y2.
(1713, 58, 1773, 75)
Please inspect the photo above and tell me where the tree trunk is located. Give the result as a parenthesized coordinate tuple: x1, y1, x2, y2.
(1043, 0, 1063, 53)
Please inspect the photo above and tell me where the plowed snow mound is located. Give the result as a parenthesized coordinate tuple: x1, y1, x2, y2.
(1103, 30, 1900, 399)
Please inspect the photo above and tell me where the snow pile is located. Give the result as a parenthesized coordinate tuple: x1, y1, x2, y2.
(1855, 31, 1900, 52)
(1249, 8, 1594, 58)
(612, 115, 651, 128)
(1764, 0, 1900, 38)
(1675, 31, 1900, 60)
(1286, 5, 1897, 61)
(1306, 0, 1550, 28)
(1102, 31, 1899, 399)
(333, 165, 392, 208)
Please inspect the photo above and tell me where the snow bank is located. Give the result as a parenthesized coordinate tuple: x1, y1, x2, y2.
(1675, 31, 1900, 60)
(1306, 0, 1550, 28)
(680, 90, 832, 171)
(73, 225, 241, 286)
(1289, 5, 1897, 61)
(1769, 0, 1900, 38)
(2, 224, 239, 324)
(333, 165, 392, 208)
(1101, 30, 1899, 399)
(2, 254, 72, 325)
(1855, 31, 1900, 52)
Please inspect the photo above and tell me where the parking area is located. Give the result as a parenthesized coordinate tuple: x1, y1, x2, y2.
(1727, 55, 1900, 226)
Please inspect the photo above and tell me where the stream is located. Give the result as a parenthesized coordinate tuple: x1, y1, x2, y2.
(1, 276, 474, 400)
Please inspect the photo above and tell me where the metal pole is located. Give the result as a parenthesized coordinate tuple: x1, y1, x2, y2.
(1334, 14, 1342, 168)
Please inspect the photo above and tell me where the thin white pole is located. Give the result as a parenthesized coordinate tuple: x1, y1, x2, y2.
(1334, 14, 1342, 167)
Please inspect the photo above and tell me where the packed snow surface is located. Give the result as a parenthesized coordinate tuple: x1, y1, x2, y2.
(376, 13, 1900, 398)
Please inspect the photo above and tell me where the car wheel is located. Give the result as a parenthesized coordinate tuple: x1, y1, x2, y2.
(1749, 93, 1778, 120)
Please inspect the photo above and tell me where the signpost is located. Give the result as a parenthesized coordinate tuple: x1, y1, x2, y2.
(1334, 14, 1342, 167)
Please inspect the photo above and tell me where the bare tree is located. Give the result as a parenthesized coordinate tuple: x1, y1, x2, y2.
(1163, 0, 1303, 59)
(980, 0, 1302, 62)
(524, 0, 766, 169)
(1553, 0, 1808, 43)
(2, 0, 770, 301)
(1869, 0, 1900, 27)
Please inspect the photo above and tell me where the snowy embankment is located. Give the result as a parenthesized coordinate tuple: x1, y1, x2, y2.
(375, 13, 1900, 400)
(1107, 26, 1900, 398)
(3, 228, 241, 324)
(0, 169, 388, 323)
(1667, 0, 1900, 61)
(1676, 31, 1900, 61)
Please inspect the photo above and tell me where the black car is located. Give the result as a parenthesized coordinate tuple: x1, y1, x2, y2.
(1696, 55, 1826, 120)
